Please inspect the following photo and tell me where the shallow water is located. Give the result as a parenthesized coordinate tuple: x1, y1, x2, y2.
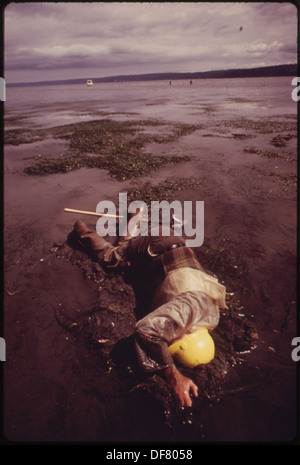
(5, 76, 296, 129)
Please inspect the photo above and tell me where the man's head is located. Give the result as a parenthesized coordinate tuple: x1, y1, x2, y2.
(168, 328, 215, 368)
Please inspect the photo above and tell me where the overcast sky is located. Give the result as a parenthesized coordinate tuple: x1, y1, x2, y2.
(4, 2, 298, 84)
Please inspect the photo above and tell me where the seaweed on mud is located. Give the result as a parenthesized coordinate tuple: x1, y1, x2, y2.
(216, 117, 297, 134)
(24, 151, 192, 180)
(232, 133, 254, 140)
(5, 128, 47, 145)
(17, 119, 199, 179)
(126, 177, 207, 205)
(270, 134, 294, 147)
(244, 146, 296, 162)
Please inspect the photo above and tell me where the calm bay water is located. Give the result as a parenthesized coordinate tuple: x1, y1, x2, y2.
(5, 76, 297, 129)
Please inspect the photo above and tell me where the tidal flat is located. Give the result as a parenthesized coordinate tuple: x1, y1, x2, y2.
(3, 78, 298, 443)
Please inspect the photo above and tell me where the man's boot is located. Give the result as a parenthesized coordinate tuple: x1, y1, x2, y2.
(73, 220, 119, 266)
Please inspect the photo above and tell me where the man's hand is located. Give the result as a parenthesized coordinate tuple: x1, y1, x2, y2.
(164, 364, 198, 407)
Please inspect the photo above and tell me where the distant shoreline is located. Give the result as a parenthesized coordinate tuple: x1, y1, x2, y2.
(6, 63, 297, 88)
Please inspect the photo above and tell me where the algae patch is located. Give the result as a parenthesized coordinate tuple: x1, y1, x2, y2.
(5, 119, 199, 180)
(126, 177, 207, 205)
(216, 116, 297, 134)
(243, 146, 295, 162)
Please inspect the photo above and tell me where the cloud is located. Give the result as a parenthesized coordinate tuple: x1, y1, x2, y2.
(4, 2, 298, 83)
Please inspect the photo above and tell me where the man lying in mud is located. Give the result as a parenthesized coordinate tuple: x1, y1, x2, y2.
(70, 207, 227, 408)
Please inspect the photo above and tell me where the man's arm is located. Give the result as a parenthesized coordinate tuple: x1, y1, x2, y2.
(164, 363, 198, 407)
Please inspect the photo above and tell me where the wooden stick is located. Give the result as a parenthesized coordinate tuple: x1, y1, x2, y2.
(64, 208, 123, 219)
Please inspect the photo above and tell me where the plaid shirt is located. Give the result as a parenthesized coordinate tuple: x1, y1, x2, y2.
(154, 246, 204, 277)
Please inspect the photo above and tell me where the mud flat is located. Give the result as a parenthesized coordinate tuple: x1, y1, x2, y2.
(3, 110, 297, 443)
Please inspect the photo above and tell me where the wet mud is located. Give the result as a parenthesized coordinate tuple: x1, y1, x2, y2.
(3, 112, 297, 443)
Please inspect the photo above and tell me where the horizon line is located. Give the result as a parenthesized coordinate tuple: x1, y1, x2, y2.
(6, 63, 298, 87)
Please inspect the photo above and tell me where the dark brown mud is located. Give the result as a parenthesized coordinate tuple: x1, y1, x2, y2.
(3, 114, 297, 443)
